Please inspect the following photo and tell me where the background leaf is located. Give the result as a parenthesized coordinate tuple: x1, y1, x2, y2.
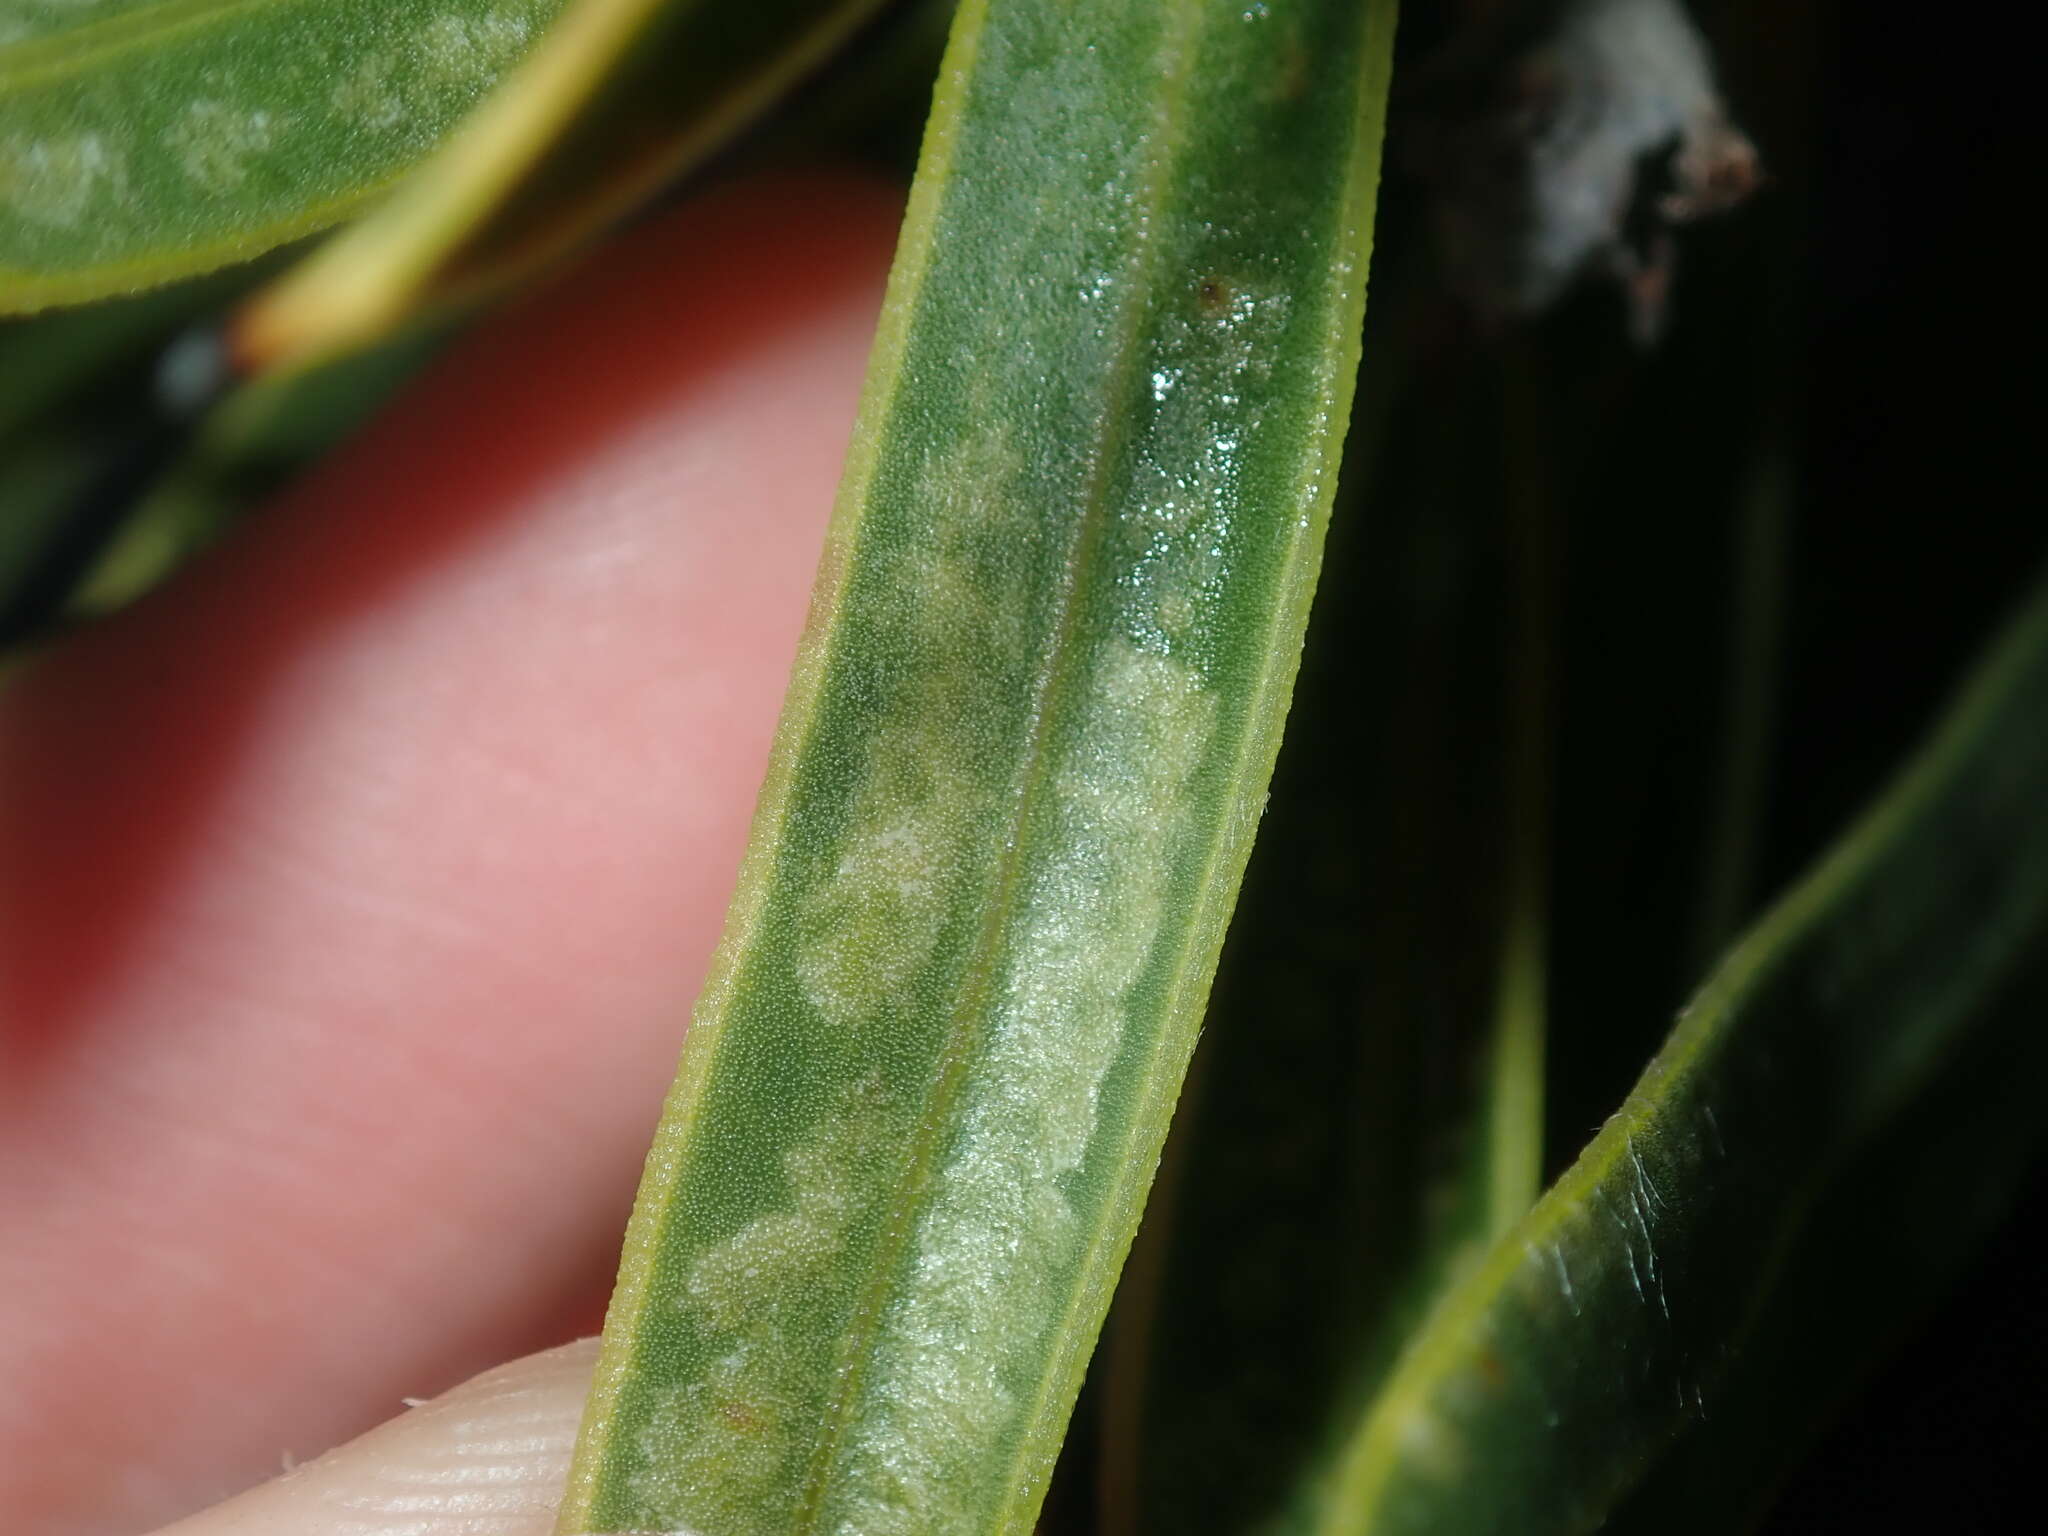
(237, 0, 904, 369)
(3, 0, 935, 648)
(0, 260, 284, 637)
(0, 0, 567, 310)
(1606, 956, 2048, 1534)
(1320, 569, 2048, 1535)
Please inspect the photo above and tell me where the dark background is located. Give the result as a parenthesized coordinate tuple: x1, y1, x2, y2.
(1733, 1, 2045, 1527)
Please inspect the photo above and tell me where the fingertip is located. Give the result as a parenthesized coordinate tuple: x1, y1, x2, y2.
(1, 170, 903, 1533)
(154, 1340, 599, 1536)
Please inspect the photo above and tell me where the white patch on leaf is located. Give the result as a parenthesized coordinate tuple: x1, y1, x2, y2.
(631, 1075, 895, 1534)
(825, 640, 1215, 1533)
(166, 101, 279, 192)
(0, 131, 125, 227)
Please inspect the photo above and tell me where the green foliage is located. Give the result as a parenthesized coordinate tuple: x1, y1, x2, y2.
(239, 0, 895, 367)
(3, 1, 2044, 1532)
(1324, 577, 2048, 1534)
(0, 0, 568, 309)
(556, 1, 1397, 1528)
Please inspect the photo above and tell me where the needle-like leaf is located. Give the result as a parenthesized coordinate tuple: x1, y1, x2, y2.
(1320, 570, 2048, 1535)
(555, 1, 1399, 1531)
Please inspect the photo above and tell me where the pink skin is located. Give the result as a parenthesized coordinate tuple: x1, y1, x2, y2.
(0, 172, 904, 1536)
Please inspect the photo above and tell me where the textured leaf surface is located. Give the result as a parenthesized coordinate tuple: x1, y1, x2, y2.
(0, 0, 566, 310)
(1607, 954, 2048, 1534)
(556, 0, 1397, 1531)
(1322, 572, 2048, 1535)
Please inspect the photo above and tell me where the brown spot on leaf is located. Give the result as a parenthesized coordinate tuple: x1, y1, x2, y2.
(717, 1398, 769, 1435)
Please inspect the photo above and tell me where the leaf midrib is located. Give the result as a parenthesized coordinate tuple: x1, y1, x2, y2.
(787, 2, 1210, 1527)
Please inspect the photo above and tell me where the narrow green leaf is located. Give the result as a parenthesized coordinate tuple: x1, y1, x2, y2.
(0, 265, 258, 439)
(1606, 955, 2048, 1534)
(69, 315, 454, 620)
(0, 439, 92, 597)
(1685, 440, 1790, 978)
(1096, 316, 1558, 1536)
(0, 262, 284, 644)
(0, 0, 567, 311)
(237, 0, 893, 369)
(1320, 571, 2048, 1535)
(1481, 361, 1559, 1240)
(556, 0, 1398, 1531)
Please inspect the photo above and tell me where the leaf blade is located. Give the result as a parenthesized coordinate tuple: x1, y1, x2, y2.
(0, 0, 566, 310)
(235, 0, 897, 368)
(556, 1, 1399, 1531)
(1321, 570, 2048, 1535)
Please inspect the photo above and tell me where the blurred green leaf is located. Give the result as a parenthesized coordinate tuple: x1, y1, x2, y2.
(0, 266, 256, 438)
(1319, 569, 2048, 1535)
(0, 263, 286, 640)
(239, 0, 897, 369)
(0, 0, 568, 312)
(555, 0, 1397, 1530)
(0, 436, 91, 573)
(68, 313, 454, 620)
